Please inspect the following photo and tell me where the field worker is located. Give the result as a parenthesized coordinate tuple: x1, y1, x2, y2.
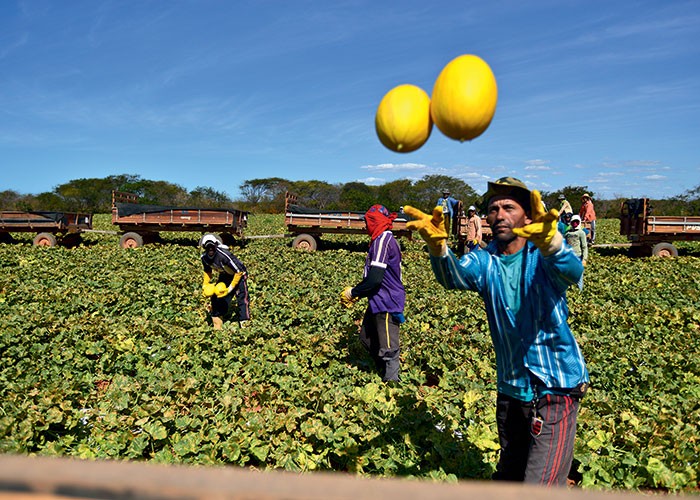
(558, 194, 573, 215)
(341, 204, 405, 383)
(565, 215, 588, 290)
(404, 177, 589, 486)
(200, 234, 249, 329)
(437, 189, 459, 236)
(465, 205, 483, 253)
(558, 211, 572, 235)
(579, 193, 597, 245)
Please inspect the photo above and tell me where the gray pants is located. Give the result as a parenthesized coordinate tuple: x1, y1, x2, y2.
(359, 310, 401, 382)
(493, 393, 580, 486)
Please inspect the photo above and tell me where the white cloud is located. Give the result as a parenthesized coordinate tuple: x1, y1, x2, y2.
(644, 174, 667, 180)
(355, 177, 385, 185)
(360, 162, 428, 171)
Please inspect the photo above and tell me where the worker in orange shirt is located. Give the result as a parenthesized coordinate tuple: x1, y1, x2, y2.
(578, 193, 597, 245)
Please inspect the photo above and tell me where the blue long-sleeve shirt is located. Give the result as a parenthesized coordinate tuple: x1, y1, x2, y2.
(430, 241, 588, 401)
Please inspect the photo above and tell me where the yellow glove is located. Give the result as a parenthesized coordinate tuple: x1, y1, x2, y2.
(214, 282, 229, 298)
(202, 272, 215, 296)
(340, 286, 358, 308)
(511, 190, 562, 255)
(404, 206, 448, 256)
(230, 272, 244, 290)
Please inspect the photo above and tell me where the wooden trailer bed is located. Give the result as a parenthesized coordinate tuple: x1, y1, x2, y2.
(620, 198, 700, 257)
(284, 192, 412, 250)
(112, 191, 248, 248)
(0, 211, 92, 246)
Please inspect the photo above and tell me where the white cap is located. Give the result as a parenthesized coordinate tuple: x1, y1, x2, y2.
(571, 215, 581, 223)
(201, 233, 219, 248)
(468, 205, 477, 212)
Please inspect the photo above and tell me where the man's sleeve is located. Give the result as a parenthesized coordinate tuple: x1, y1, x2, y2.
(429, 249, 484, 292)
(542, 244, 584, 292)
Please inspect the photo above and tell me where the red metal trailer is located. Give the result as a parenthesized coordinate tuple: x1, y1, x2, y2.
(112, 191, 248, 248)
(620, 198, 700, 257)
(284, 192, 412, 251)
(0, 210, 92, 246)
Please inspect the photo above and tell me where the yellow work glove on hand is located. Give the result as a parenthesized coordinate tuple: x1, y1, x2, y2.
(511, 190, 562, 256)
(340, 286, 358, 309)
(202, 272, 215, 296)
(214, 282, 230, 298)
(230, 272, 244, 290)
(404, 206, 448, 256)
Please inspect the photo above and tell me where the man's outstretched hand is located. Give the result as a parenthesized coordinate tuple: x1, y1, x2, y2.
(512, 190, 562, 255)
(404, 206, 448, 256)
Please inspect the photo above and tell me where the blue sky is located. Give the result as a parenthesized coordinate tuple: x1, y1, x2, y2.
(1, 0, 699, 200)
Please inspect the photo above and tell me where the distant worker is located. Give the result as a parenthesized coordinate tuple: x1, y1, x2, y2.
(565, 215, 588, 289)
(201, 234, 250, 329)
(558, 194, 573, 215)
(341, 205, 405, 382)
(465, 205, 483, 253)
(558, 211, 572, 235)
(437, 189, 459, 236)
(579, 193, 597, 245)
(404, 177, 588, 486)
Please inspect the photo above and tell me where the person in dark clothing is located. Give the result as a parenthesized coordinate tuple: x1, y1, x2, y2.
(341, 205, 406, 382)
(200, 234, 250, 329)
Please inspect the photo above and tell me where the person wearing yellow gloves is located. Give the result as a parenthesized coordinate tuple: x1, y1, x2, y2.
(404, 177, 588, 486)
(200, 234, 249, 329)
(340, 204, 405, 383)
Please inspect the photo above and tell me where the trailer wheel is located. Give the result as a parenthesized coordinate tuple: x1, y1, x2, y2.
(651, 242, 678, 258)
(33, 232, 57, 247)
(292, 234, 318, 251)
(120, 232, 144, 249)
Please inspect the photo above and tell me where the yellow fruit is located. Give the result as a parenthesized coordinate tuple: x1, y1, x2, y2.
(375, 84, 432, 153)
(430, 54, 498, 142)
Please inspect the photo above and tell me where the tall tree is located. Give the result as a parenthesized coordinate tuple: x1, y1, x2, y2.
(411, 175, 477, 212)
(376, 179, 414, 211)
(288, 180, 340, 209)
(339, 182, 377, 211)
(188, 187, 233, 208)
(239, 178, 290, 205)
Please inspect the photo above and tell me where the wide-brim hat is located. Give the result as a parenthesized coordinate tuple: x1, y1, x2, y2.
(481, 176, 531, 213)
(582, 193, 591, 199)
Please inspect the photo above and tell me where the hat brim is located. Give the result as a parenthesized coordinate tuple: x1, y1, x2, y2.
(481, 183, 531, 213)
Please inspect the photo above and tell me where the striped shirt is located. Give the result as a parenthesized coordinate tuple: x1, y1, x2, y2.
(430, 241, 588, 401)
(365, 230, 405, 314)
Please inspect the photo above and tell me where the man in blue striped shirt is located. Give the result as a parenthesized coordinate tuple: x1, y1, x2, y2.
(405, 177, 589, 486)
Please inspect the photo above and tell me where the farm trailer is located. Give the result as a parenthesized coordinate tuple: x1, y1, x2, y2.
(620, 197, 700, 257)
(284, 192, 412, 251)
(0, 210, 92, 247)
(452, 200, 492, 254)
(112, 191, 249, 248)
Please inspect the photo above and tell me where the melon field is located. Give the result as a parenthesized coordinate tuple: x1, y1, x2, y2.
(0, 215, 698, 492)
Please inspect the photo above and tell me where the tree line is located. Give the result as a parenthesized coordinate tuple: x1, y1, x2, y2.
(1, 173, 699, 218)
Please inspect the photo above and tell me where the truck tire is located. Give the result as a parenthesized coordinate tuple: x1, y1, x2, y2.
(292, 233, 318, 251)
(120, 232, 144, 249)
(33, 232, 57, 247)
(651, 242, 678, 258)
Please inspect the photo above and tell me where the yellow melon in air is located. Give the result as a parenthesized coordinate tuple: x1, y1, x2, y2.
(375, 84, 433, 153)
(431, 54, 498, 142)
